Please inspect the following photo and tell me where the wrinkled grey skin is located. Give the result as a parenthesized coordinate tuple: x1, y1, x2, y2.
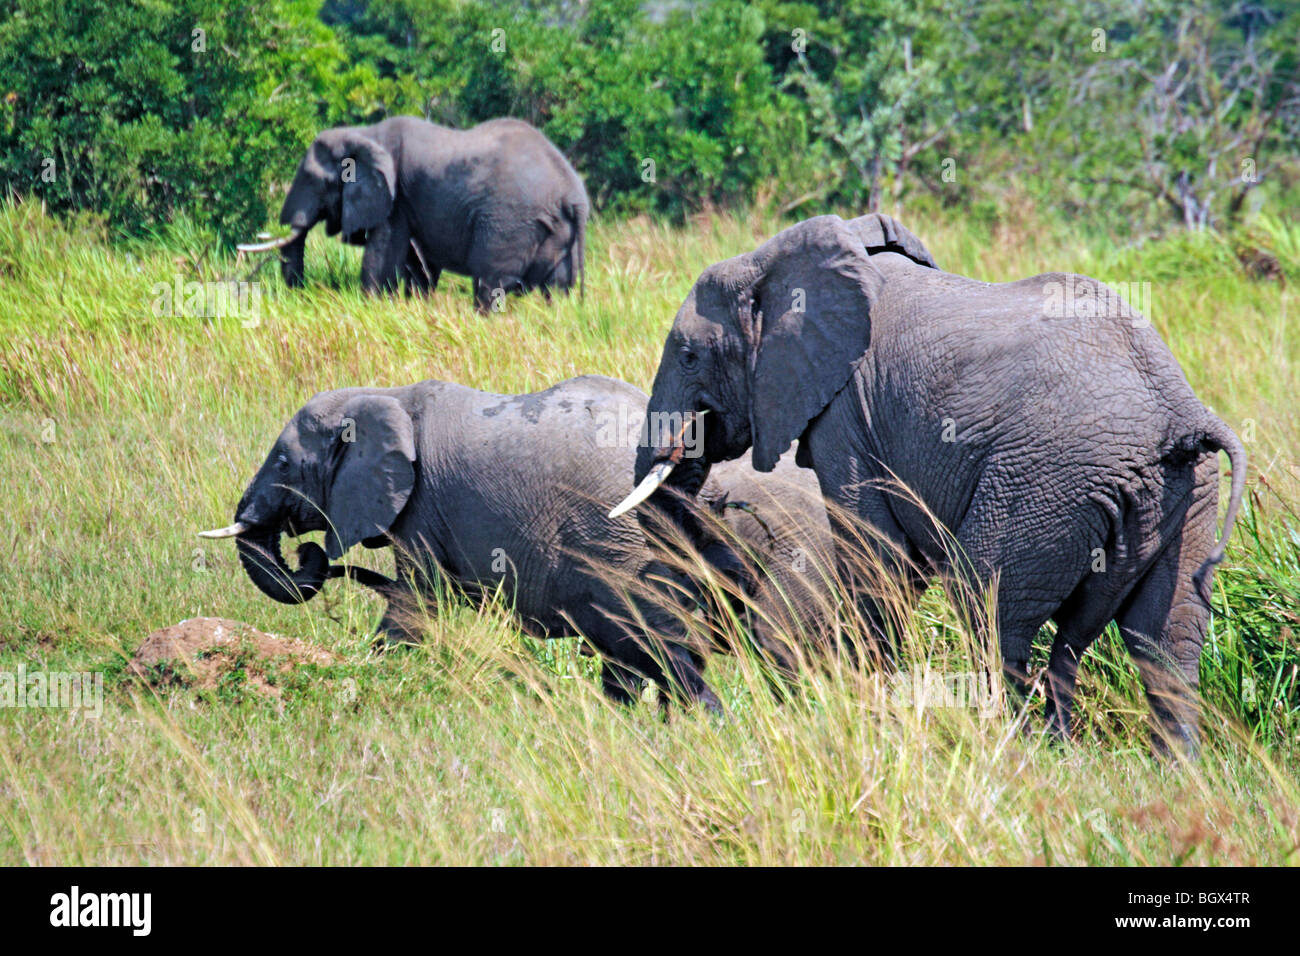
(704, 448, 837, 675)
(634, 213, 1246, 750)
(277, 116, 588, 309)
(218, 375, 826, 711)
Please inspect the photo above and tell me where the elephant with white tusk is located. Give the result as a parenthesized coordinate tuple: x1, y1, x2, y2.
(619, 212, 1246, 753)
(248, 116, 588, 310)
(200, 376, 833, 711)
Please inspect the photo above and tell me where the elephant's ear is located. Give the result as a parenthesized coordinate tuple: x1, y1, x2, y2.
(744, 216, 883, 472)
(325, 394, 416, 559)
(339, 134, 397, 236)
(844, 213, 940, 269)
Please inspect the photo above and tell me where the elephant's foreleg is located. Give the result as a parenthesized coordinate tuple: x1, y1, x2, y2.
(599, 660, 644, 706)
(370, 551, 440, 650)
(473, 275, 525, 314)
(829, 512, 926, 667)
(279, 230, 308, 288)
(403, 241, 437, 296)
(360, 218, 408, 295)
(372, 586, 429, 650)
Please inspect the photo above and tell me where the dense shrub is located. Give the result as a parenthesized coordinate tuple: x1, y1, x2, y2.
(323, 0, 802, 216)
(1, 0, 1296, 238)
(0, 0, 358, 238)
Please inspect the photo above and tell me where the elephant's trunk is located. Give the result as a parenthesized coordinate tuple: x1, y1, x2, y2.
(278, 229, 308, 289)
(236, 528, 329, 604)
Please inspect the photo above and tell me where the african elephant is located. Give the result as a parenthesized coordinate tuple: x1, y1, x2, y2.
(702, 448, 838, 675)
(198, 375, 828, 711)
(613, 213, 1246, 750)
(243, 116, 588, 310)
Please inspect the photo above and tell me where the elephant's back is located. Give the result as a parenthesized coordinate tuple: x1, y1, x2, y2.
(713, 451, 836, 575)
(870, 255, 1202, 453)
(466, 376, 646, 502)
(410, 377, 652, 620)
(467, 120, 583, 199)
(859, 258, 1214, 550)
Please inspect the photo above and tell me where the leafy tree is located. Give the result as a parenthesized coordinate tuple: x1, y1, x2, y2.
(0, 0, 360, 238)
(328, 0, 797, 215)
(1070, 0, 1300, 229)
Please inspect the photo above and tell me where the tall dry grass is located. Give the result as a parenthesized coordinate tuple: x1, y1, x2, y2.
(0, 197, 1297, 864)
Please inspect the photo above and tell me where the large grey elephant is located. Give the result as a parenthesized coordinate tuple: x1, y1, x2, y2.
(198, 375, 829, 710)
(613, 213, 1246, 750)
(242, 116, 588, 310)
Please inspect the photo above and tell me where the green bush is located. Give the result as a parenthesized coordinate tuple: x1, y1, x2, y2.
(325, 0, 800, 216)
(2, 0, 1296, 238)
(0, 0, 358, 240)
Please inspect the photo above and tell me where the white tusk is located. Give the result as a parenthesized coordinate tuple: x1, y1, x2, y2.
(236, 229, 301, 253)
(608, 460, 676, 519)
(198, 522, 249, 539)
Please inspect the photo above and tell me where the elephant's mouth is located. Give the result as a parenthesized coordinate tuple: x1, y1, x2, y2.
(198, 518, 329, 604)
(610, 407, 714, 519)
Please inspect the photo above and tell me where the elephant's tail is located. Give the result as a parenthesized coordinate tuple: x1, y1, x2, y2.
(1191, 413, 1248, 599)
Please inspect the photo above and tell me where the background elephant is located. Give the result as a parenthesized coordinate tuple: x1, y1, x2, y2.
(701, 448, 838, 676)
(616, 213, 1247, 750)
(199, 375, 830, 711)
(248, 116, 588, 309)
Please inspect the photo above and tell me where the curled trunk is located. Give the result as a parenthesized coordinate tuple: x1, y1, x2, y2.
(236, 529, 329, 604)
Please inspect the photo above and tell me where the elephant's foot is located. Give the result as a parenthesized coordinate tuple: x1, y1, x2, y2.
(1148, 717, 1201, 762)
(600, 660, 644, 706)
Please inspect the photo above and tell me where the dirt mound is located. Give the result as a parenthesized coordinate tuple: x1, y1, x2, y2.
(130, 617, 337, 697)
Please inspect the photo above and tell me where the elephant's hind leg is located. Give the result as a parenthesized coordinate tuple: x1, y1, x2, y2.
(1112, 459, 1217, 754)
(403, 242, 438, 296)
(1042, 575, 1134, 740)
(573, 603, 723, 716)
(1114, 541, 1213, 755)
(600, 659, 644, 706)
(946, 463, 1127, 713)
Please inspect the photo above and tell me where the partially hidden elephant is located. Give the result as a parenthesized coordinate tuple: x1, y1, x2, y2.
(243, 116, 588, 310)
(198, 375, 830, 711)
(613, 213, 1246, 751)
(702, 448, 838, 675)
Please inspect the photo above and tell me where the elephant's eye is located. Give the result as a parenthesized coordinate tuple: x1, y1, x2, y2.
(679, 347, 700, 371)
(275, 455, 289, 473)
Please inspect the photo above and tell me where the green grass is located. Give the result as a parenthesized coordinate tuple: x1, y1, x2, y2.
(0, 197, 1297, 865)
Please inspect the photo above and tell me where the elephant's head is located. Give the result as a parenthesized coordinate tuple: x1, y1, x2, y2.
(275, 128, 398, 287)
(613, 214, 934, 521)
(200, 390, 416, 604)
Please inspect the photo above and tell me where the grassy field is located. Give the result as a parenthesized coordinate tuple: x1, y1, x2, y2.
(1, 197, 1298, 865)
